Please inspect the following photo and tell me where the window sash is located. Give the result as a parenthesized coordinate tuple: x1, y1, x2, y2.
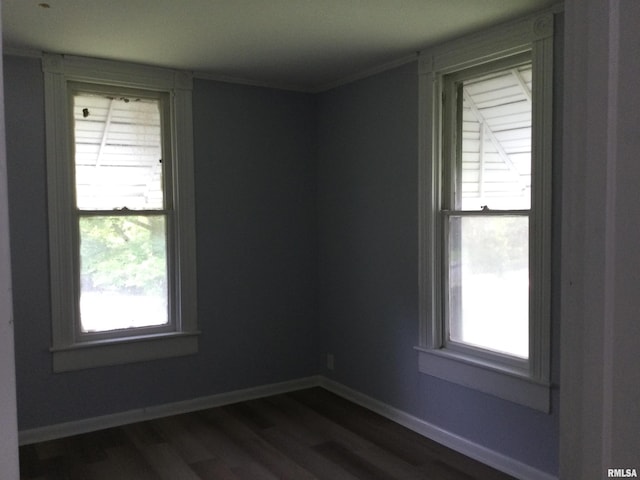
(440, 56, 534, 364)
(442, 52, 533, 214)
(70, 85, 178, 342)
(442, 210, 531, 369)
(69, 83, 173, 212)
(75, 210, 175, 341)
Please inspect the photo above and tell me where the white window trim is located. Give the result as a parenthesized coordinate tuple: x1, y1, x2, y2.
(43, 54, 198, 372)
(416, 12, 554, 412)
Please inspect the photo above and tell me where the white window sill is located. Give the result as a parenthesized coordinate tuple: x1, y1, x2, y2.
(51, 332, 199, 372)
(416, 346, 550, 412)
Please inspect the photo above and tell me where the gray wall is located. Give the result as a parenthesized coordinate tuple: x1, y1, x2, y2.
(5, 56, 319, 430)
(560, 1, 640, 475)
(0, 21, 20, 478)
(315, 30, 562, 473)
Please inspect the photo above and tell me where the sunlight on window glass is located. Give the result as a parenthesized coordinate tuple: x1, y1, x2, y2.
(459, 64, 532, 211)
(73, 92, 163, 210)
(448, 216, 529, 358)
(79, 215, 168, 333)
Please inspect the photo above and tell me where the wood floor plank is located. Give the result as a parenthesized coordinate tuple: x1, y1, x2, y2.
(19, 388, 520, 480)
(122, 421, 166, 448)
(263, 392, 373, 452)
(266, 392, 431, 479)
(229, 398, 425, 480)
(419, 455, 514, 480)
(257, 426, 363, 480)
(138, 443, 201, 480)
(260, 396, 334, 446)
(152, 414, 214, 465)
(31, 439, 69, 461)
(224, 400, 363, 480)
(104, 445, 161, 480)
(315, 440, 406, 480)
(290, 388, 516, 480)
(189, 458, 244, 480)
(203, 406, 320, 480)
(418, 459, 478, 480)
(189, 411, 280, 480)
(290, 388, 451, 465)
(225, 400, 275, 430)
(19, 446, 69, 480)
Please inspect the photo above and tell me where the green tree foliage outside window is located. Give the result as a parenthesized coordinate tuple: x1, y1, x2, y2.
(79, 215, 167, 296)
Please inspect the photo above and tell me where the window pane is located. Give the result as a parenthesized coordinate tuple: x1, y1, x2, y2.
(79, 215, 168, 333)
(458, 65, 532, 211)
(73, 92, 164, 210)
(447, 215, 529, 358)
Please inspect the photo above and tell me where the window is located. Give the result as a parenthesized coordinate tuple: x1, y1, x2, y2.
(417, 13, 553, 411)
(443, 55, 533, 362)
(44, 55, 198, 372)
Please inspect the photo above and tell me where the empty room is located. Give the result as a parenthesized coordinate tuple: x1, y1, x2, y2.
(0, 1, 638, 479)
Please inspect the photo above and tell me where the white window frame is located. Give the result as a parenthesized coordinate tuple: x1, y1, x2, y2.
(416, 12, 554, 412)
(44, 54, 198, 372)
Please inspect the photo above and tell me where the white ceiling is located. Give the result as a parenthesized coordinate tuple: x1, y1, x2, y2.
(2, 0, 557, 92)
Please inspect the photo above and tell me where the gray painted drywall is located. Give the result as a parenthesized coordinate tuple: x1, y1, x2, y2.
(4, 56, 319, 430)
(560, 1, 640, 476)
(316, 45, 561, 474)
(0, 10, 20, 478)
(610, 2, 640, 465)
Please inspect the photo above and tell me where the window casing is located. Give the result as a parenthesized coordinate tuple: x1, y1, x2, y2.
(44, 54, 198, 372)
(417, 13, 553, 411)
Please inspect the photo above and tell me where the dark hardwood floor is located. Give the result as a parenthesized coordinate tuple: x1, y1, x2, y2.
(19, 388, 516, 480)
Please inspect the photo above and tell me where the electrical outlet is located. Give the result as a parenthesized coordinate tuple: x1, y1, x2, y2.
(326, 353, 334, 371)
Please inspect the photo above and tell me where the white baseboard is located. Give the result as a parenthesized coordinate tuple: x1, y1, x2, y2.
(19, 375, 557, 480)
(319, 378, 558, 480)
(18, 376, 321, 446)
